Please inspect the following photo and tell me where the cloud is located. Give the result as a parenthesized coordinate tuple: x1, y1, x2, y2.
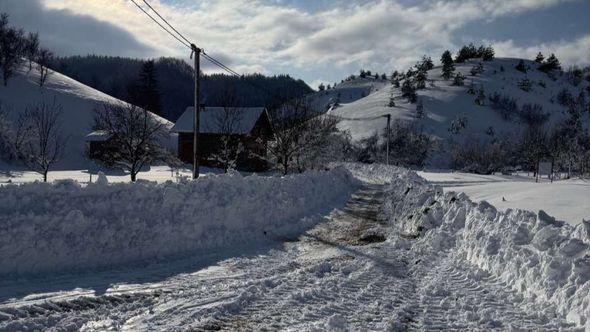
(493, 34, 590, 66)
(4, 0, 588, 84)
(0, 0, 154, 57)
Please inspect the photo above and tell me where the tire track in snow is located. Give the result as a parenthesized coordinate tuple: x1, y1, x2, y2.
(411, 251, 575, 331)
(0, 184, 577, 331)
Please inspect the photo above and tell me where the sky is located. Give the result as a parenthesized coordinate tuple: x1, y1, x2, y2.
(1, 0, 589, 89)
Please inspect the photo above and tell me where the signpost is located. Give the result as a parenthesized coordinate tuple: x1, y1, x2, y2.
(537, 161, 553, 183)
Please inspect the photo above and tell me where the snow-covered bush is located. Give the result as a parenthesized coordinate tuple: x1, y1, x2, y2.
(518, 103, 549, 127)
(517, 78, 533, 92)
(450, 135, 516, 174)
(355, 121, 433, 167)
(0, 168, 359, 276)
(0, 104, 16, 162)
(488, 92, 518, 121)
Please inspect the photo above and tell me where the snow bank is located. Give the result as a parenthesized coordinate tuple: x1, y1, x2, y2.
(0, 168, 359, 276)
(373, 165, 590, 328)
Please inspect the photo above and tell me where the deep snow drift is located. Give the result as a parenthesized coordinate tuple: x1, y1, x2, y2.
(0, 168, 359, 276)
(371, 163, 590, 329)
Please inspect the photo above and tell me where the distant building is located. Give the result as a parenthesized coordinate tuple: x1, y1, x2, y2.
(84, 130, 113, 160)
(171, 107, 273, 171)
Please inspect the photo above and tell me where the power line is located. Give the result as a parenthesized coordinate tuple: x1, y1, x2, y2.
(142, 0, 193, 46)
(132, 0, 377, 116)
(129, 0, 191, 50)
(131, 0, 290, 104)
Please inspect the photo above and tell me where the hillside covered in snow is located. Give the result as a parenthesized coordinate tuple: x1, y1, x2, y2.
(0, 64, 173, 169)
(328, 57, 588, 140)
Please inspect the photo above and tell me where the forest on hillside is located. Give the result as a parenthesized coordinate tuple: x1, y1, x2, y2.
(51, 55, 314, 121)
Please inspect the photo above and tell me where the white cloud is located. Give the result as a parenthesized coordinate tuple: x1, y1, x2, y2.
(493, 34, 590, 66)
(38, 0, 588, 83)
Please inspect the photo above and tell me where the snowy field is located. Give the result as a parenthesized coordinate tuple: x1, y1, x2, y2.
(418, 171, 590, 225)
(0, 165, 224, 185)
(1, 163, 589, 330)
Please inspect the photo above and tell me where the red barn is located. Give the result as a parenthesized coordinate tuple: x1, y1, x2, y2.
(171, 107, 273, 171)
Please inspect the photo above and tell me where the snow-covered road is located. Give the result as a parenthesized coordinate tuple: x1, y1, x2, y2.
(0, 182, 577, 331)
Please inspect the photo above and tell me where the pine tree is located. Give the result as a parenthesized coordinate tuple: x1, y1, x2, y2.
(535, 52, 544, 63)
(416, 55, 434, 72)
(415, 69, 427, 89)
(481, 45, 495, 61)
(515, 60, 527, 73)
(539, 54, 561, 73)
(401, 79, 417, 103)
(440, 50, 455, 80)
(455, 43, 477, 63)
(134, 60, 162, 116)
(452, 73, 465, 86)
(388, 91, 396, 107)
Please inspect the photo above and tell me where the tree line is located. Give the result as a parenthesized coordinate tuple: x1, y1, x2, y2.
(0, 13, 53, 87)
(51, 55, 314, 121)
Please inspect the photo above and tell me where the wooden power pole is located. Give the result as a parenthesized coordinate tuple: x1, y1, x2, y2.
(385, 114, 391, 165)
(191, 44, 201, 179)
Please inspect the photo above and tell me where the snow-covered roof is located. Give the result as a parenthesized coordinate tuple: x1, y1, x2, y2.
(172, 107, 267, 134)
(85, 130, 111, 142)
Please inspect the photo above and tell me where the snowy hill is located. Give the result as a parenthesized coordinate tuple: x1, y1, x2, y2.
(306, 76, 389, 113)
(0, 64, 173, 169)
(327, 58, 589, 143)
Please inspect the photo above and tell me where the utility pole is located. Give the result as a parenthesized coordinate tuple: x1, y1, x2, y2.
(191, 44, 201, 179)
(384, 114, 391, 165)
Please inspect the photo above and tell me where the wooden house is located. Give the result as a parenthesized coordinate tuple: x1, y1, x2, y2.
(84, 130, 114, 160)
(171, 107, 273, 171)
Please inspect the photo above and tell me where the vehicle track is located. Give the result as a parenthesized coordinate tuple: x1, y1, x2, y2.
(0, 184, 576, 331)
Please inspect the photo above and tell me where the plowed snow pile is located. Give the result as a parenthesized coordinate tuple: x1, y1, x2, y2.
(370, 163, 590, 328)
(0, 168, 359, 276)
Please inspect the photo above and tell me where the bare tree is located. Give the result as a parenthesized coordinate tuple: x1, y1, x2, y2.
(266, 99, 341, 174)
(93, 102, 170, 182)
(36, 48, 53, 87)
(210, 88, 245, 172)
(14, 100, 66, 182)
(266, 99, 311, 175)
(23, 32, 39, 72)
(0, 103, 16, 161)
(294, 114, 340, 171)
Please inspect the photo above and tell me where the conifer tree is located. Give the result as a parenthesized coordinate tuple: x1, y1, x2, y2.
(516, 60, 527, 73)
(452, 73, 465, 86)
(401, 79, 417, 103)
(134, 60, 162, 116)
(539, 54, 561, 73)
(535, 52, 545, 63)
(415, 70, 427, 89)
(440, 50, 455, 80)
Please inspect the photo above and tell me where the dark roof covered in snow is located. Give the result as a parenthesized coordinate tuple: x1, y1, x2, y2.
(85, 130, 112, 142)
(171, 107, 267, 134)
